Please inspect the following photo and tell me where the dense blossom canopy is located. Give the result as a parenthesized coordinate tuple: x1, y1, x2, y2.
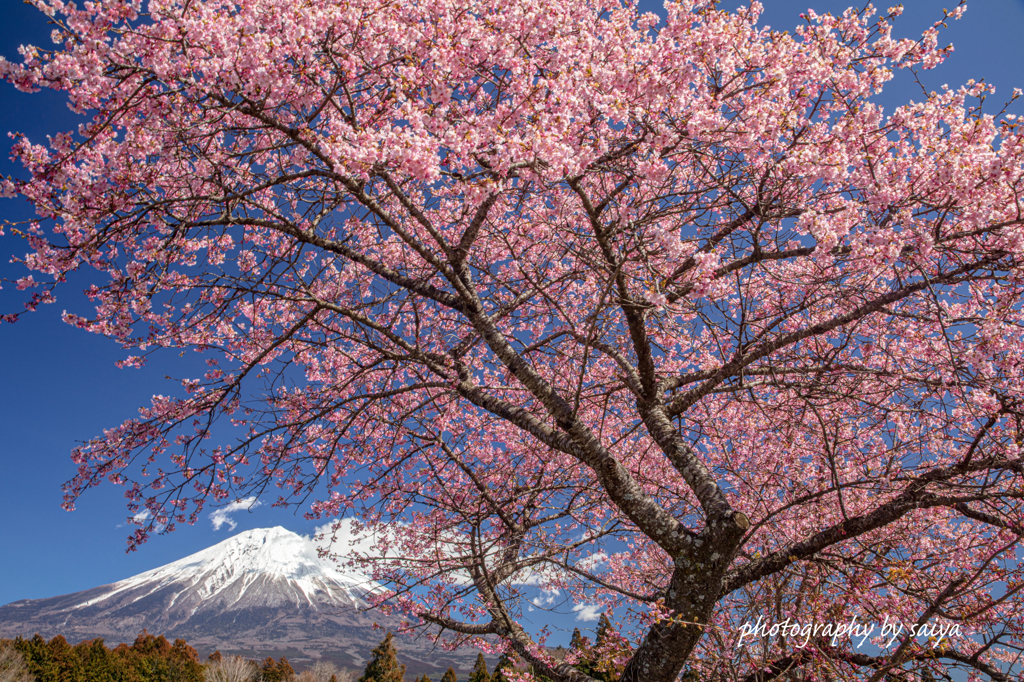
(4, 0, 1024, 680)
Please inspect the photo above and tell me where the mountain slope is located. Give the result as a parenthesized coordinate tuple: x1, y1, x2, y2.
(0, 527, 479, 675)
(72, 526, 373, 614)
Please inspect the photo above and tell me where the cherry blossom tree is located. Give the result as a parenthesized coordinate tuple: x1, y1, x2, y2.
(4, 0, 1024, 680)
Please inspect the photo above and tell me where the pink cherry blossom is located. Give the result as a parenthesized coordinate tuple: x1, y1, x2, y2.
(4, 0, 1024, 680)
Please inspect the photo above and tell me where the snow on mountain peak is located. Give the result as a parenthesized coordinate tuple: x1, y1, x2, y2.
(73, 526, 380, 612)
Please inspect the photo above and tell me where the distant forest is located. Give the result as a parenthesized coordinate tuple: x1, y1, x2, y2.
(0, 628, 545, 682)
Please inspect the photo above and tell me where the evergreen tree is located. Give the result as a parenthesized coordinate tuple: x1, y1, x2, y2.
(10, 630, 206, 682)
(122, 631, 205, 682)
(129, 631, 170, 658)
(277, 657, 295, 682)
(46, 635, 78, 682)
(418, 676, 432, 682)
(127, 631, 170, 682)
(467, 653, 490, 682)
(490, 654, 513, 682)
(258, 657, 295, 682)
(13, 635, 57, 682)
(570, 616, 620, 682)
(440, 668, 457, 682)
(170, 639, 200, 665)
(358, 633, 405, 682)
(108, 643, 142, 682)
(73, 639, 118, 682)
(594, 614, 612, 645)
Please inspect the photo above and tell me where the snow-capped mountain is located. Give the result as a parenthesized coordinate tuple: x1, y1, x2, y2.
(73, 526, 375, 613)
(0, 527, 480, 675)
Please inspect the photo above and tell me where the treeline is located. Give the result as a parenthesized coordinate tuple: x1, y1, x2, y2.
(356, 614, 630, 682)
(0, 616, 639, 682)
(0, 632, 341, 682)
(2, 631, 207, 682)
(356, 632, 501, 682)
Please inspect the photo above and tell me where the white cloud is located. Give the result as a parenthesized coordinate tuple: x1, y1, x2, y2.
(209, 497, 261, 531)
(572, 604, 602, 622)
(119, 509, 165, 533)
(531, 588, 561, 608)
(577, 552, 608, 572)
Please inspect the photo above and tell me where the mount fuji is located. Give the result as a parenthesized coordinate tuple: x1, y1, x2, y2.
(0, 527, 481, 675)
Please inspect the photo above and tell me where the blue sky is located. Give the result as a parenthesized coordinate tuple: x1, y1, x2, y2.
(2, 0, 1024, 649)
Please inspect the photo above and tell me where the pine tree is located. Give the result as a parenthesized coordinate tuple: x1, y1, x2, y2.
(491, 654, 513, 682)
(569, 629, 589, 652)
(278, 658, 295, 682)
(12, 635, 57, 682)
(594, 614, 612, 645)
(467, 653, 490, 682)
(122, 631, 205, 682)
(46, 635, 77, 682)
(358, 633, 405, 682)
(258, 657, 295, 682)
(440, 668, 457, 682)
(571, 615, 620, 682)
(418, 676, 432, 682)
(73, 638, 119, 682)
